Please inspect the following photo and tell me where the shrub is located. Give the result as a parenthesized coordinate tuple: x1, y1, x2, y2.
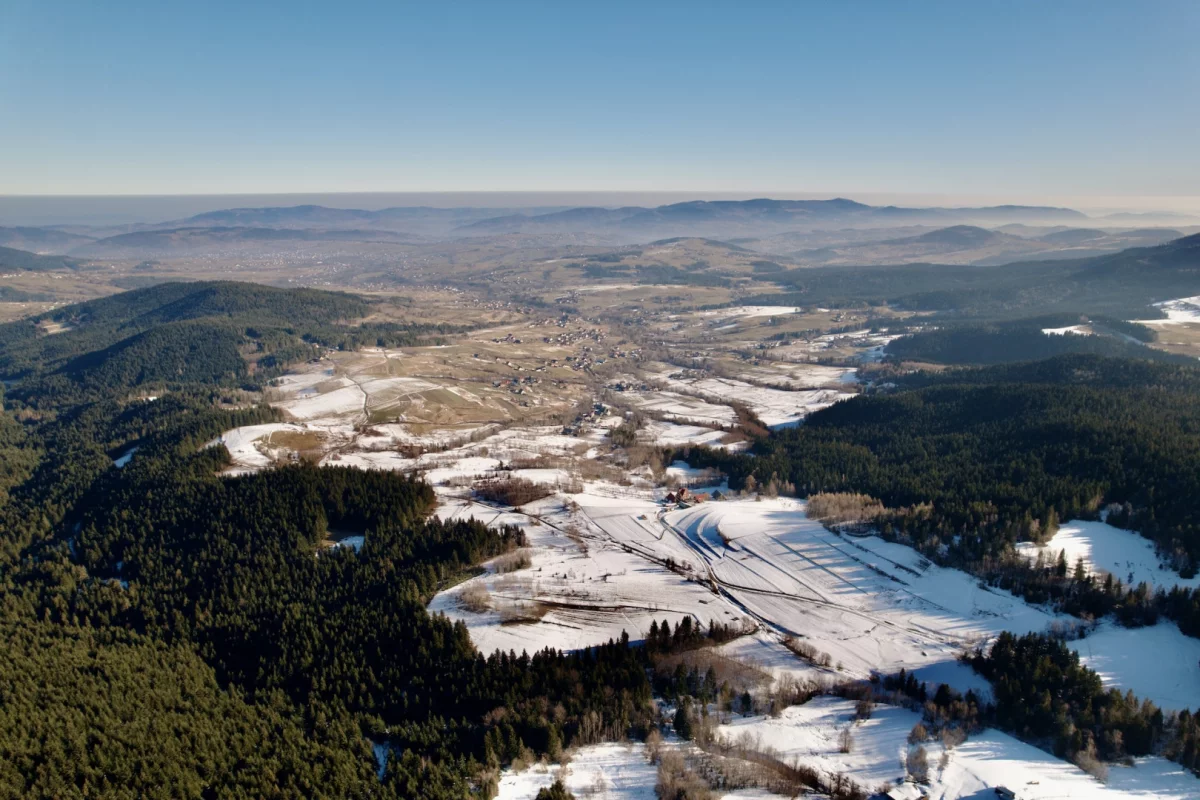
(476, 477, 555, 507)
(459, 583, 492, 612)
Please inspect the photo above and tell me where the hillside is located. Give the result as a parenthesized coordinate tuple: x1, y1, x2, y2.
(778, 225, 1188, 267)
(0, 282, 370, 398)
(0, 227, 95, 254)
(0, 245, 81, 272)
(886, 318, 1190, 366)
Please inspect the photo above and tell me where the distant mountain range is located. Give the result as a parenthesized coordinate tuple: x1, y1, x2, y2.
(451, 198, 1091, 239)
(68, 226, 420, 258)
(58, 198, 1093, 239)
(2, 198, 1195, 258)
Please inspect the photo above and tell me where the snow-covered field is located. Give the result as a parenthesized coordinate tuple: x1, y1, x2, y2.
(734, 362, 859, 390)
(1133, 295, 1200, 325)
(652, 371, 854, 428)
(495, 743, 657, 800)
(587, 496, 1061, 682)
(637, 420, 735, 449)
(210, 422, 351, 474)
(1069, 621, 1200, 711)
(494, 740, 779, 800)
(1016, 520, 1200, 592)
(699, 306, 801, 319)
(621, 388, 740, 426)
(429, 493, 750, 654)
(497, 697, 1200, 800)
(718, 696, 1200, 800)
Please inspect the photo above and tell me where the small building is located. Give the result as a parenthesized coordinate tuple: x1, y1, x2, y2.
(881, 783, 929, 800)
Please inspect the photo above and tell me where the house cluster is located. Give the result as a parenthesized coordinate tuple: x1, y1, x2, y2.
(541, 327, 607, 348)
(561, 402, 609, 435)
(662, 487, 725, 507)
(491, 374, 541, 394)
(606, 380, 652, 393)
(870, 783, 928, 800)
(490, 332, 524, 345)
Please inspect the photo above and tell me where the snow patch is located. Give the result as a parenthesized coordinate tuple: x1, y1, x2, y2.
(1016, 520, 1200, 592)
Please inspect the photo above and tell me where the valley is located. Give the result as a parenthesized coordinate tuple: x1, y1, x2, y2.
(4, 198, 1200, 800)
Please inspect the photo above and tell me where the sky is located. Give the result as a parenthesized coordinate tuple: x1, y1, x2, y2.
(1, 1, 1198, 204)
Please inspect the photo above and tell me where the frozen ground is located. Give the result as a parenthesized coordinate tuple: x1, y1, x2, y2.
(1069, 621, 1200, 711)
(718, 696, 1200, 800)
(646, 498, 1058, 679)
(1016, 520, 1200, 592)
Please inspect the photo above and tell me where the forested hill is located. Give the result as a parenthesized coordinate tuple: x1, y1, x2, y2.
(0, 244, 80, 271)
(0, 281, 459, 406)
(886, 317, 1190, 366)
(746, 232, 1200, 318)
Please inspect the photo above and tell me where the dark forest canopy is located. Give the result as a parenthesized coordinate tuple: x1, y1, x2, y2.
(886, 317, 1184, 366)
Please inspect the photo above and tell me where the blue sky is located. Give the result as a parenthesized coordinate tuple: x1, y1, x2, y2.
(2, 1, 1197, 200)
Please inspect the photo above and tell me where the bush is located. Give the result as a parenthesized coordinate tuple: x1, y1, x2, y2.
(805, 492, 885, 525)
(493, 548, 532, 574)
(906, 745, 929, 783)
(459, 583, 492, 612)
(476, 477, 555, 507)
